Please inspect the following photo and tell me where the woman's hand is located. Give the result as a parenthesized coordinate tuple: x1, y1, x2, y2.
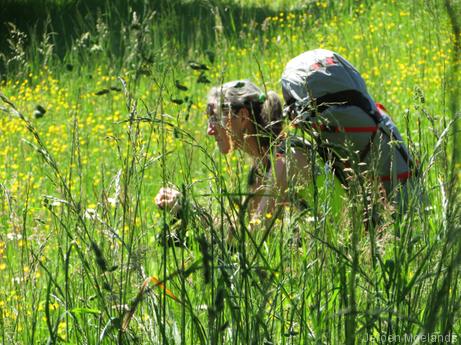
(155, 187, 182, 215)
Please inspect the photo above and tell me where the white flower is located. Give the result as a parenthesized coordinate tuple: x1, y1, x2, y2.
(84, 208, 99, 221)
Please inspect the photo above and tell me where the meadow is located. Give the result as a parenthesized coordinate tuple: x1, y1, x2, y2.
(0, 0, 460, 343)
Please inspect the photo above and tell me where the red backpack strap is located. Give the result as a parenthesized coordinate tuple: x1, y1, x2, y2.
(380, 171, 412, 182)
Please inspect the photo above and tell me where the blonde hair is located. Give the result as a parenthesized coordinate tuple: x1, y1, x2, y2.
(207, 80, 283, 148)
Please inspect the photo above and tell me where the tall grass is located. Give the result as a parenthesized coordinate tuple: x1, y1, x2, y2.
(0, 0, 460, 344)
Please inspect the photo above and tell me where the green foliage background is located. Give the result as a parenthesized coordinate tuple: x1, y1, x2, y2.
(0, 0, 460, 344)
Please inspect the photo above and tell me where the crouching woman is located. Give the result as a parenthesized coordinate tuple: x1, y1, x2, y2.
(156, 80, 314, 238)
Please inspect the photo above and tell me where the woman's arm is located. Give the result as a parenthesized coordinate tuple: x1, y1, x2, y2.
(155, 147, 311, 241)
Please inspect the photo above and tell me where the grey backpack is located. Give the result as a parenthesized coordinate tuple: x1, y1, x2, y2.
(281, 49, 414, 195)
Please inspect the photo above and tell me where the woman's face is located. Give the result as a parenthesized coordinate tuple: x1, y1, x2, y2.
(207, 103, 251, 154)
(207, 105, 232, 154)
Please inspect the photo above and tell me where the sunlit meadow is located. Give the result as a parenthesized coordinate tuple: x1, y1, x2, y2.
(0, 0, 460, 344)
